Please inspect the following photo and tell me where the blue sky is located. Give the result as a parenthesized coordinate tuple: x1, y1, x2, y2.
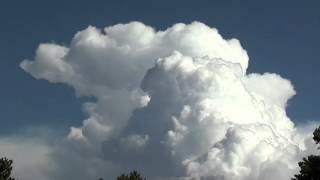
(1, 0, 319, 135)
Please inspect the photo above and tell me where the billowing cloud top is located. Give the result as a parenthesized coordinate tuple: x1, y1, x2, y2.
(12, 22, 315, 180)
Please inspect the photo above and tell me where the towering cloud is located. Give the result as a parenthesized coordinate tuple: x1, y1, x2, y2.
(13, 22, 316, 180)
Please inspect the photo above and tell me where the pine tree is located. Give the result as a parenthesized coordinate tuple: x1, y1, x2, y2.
(292, 126, 320, 180)
(0, 157, 15, 180)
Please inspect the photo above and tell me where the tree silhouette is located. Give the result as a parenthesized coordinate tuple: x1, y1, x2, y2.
(292, 126, 320, 180)
(313, 126, 320, 146)
(0, 157, 15, 180)
(117, 170, 146, 180)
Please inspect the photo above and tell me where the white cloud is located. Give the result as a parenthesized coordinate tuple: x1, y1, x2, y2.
(6, 21, 317, 180)
(244, 73, 296, 107)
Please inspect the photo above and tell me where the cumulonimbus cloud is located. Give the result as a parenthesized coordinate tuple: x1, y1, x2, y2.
(6, 21, 316, 180)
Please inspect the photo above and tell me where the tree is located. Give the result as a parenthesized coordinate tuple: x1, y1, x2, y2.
(0, 157, 15, 180)
(313, 126, 320, 146)
(117, 170, 146, 180)
(292, 126, 320, 180)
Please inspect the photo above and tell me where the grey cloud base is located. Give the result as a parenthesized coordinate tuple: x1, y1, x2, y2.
(1, 22, 316, 180)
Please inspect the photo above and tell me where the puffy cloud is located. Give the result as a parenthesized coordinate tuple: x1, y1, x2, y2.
(244, 73, 296, 107)
(21, 22, 249, 145)
(11, 21, 317, 180)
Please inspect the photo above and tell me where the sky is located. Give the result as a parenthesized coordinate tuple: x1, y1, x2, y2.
(0, 0, 320, 180)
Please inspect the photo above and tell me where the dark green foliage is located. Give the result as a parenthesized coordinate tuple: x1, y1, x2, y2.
(117, 171, 146, 180)
(292, 126, 320, 180)
(0, 157, 15, 180)
(292, 155, 320, 180)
